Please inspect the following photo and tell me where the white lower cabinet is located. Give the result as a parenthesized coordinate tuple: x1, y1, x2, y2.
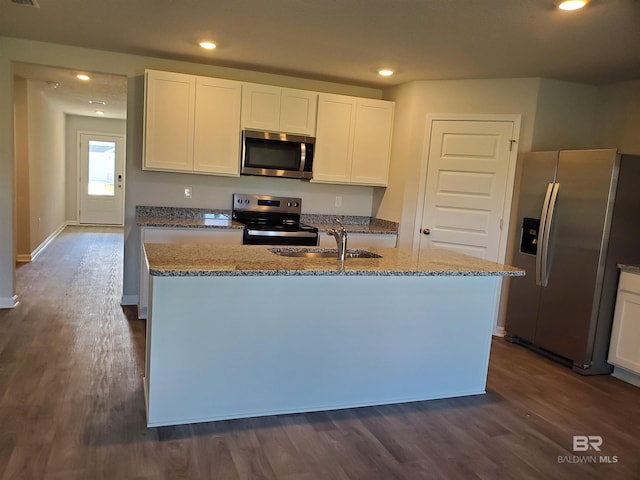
(138, 227, 243, 319)
(608, 271, 640, 387)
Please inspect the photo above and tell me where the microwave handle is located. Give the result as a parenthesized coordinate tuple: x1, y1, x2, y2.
(300, 143, 307, 172)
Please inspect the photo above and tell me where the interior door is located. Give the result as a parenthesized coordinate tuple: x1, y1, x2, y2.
(419, 120, 516, 262)
(79, 133, 125, 225)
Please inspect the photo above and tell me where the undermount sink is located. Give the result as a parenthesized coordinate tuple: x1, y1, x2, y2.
(270, 248, 382, 259)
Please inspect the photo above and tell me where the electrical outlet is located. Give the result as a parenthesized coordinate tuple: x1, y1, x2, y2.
(184, 187, 192, 199)
(335, 196, 342, 207)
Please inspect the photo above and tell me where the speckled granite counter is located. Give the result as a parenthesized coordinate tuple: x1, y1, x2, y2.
(136, 206, 398, 234)
(619, 264, 640, 275)
(136, 206, 242, 229)
(301, 215, 398, 235)
(144, 244, 524, 277)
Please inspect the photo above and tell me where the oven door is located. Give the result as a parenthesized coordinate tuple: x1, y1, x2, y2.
(241, 130, 314, 179)
(243, 227, 319, 246)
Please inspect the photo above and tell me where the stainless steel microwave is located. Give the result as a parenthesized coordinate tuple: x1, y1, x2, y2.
(241, 130, 315, 180)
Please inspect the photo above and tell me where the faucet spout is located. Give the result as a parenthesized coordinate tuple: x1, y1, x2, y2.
(327, 218, 348, 261)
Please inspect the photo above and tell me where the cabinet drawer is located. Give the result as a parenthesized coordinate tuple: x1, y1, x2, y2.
(619, 271, 640, 294)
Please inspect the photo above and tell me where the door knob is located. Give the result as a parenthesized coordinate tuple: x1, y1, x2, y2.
(422, 228, 431, 235)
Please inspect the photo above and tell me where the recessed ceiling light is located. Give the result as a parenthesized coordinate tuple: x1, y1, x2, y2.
(378, 69, 394, 77)
(199, 41, 217, 50)
(76, 74, 90, 81)
(95, 110, 105, 115)
(556, 0, 588, 10)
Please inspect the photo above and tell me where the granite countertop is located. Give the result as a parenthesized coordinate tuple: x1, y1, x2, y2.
(136, 206, 242, 229)
(144, 244, 525, 277)
(136, 206, 399, 234)
(303, 215, 398, 235)
(619, 264, 640, 275)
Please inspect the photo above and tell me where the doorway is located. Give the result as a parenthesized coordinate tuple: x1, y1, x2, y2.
(78, 133, 125, 225)
(415, 115, 521, 264)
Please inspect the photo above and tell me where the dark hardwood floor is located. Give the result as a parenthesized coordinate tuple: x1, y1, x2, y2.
(0, 226, 638, 480)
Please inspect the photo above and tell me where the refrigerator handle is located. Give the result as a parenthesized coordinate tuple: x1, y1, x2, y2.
(536, 183, 555, 286)
(540, 183, 560, 287)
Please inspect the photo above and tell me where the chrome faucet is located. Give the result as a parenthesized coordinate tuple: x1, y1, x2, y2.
(327, 218, 348, 261)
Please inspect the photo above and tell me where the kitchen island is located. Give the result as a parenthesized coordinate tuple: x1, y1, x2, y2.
(143, 244, 523, 427)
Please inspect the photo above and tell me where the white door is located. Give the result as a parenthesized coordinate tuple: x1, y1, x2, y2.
(418, 119, 517, 262)
(79, 133, 125, 225)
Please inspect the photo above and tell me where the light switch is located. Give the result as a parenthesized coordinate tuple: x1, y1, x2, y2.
(184, 187, 192, 199)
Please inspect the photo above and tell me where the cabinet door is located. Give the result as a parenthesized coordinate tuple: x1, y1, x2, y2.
(280, 88, 317, 135)
(193, 77, 242, 176)
(312, 94, 356, 184)
(350, 99, 394, 186)
(609, 273, 640, 374)
(144, 70, 195, 172)
(241, 83, 281, 132)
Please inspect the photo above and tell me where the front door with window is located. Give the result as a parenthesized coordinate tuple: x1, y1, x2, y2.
(79, 133, 125, 225)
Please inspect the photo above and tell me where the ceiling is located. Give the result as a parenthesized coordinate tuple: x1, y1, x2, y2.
(3, 0, 640, 119)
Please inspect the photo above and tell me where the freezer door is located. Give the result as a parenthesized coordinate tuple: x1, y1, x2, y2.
(534, 149, 618, 365)
(505, 151, 558, 342)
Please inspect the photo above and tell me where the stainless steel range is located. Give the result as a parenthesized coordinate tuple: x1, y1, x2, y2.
(232, 193, 319, 245)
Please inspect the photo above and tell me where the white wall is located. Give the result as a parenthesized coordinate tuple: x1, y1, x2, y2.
(13, 76, 30, 258)
(25, 80, 66, 252)
(65, 115, 127, 222)
(531, 79, 598, 151)
(0, 55, 16, 307)
(595, 80, 640, 155)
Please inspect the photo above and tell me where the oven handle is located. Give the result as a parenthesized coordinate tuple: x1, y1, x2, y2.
(246, 229, 318, 238)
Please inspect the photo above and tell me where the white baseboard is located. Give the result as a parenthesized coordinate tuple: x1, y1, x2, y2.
(16, 254, 32, 263)
(66, 220, 79, 226)
(493, 326, 506, 337)
(26, 223, 67, 262)
(612, 366, 640, 388)
(121, 295, 138, 306)
(0, 295, 20, 309)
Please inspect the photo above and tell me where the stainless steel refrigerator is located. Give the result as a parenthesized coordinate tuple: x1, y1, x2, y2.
(505, 149, 640, 375)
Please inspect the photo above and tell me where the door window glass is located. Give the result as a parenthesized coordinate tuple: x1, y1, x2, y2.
(88, 140, 116, 196)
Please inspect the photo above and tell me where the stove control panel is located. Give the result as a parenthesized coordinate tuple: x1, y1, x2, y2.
(232, 194, 303, 215)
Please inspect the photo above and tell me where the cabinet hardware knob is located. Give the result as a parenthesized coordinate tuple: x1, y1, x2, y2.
(422, 228, 431, 235)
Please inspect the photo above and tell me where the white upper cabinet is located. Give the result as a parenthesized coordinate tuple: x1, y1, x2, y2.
(144, 70, 196, 172)
(241, 83, 317, 136)
(144, 70, 241, 176)
(312, 94, 355, 183)
(313, 94, 394, 186)
(193, 76, 242, 176)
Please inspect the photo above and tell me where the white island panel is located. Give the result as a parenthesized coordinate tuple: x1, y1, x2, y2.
(146, 274, 499, 427)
